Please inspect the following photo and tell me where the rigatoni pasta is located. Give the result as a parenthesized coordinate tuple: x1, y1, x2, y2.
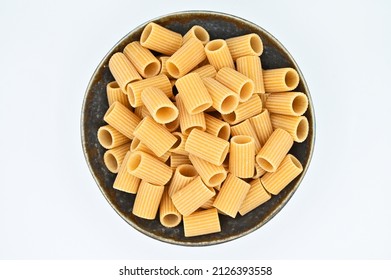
(204, 39, 235, 70)
(183, 208, 221, 237)
(204, 114, 230, 140)
(140, 22, 182, 55)
(249, 109, 273, 146)
(222, 94, 263, 125)
(229, 135, 255, 178)
(236, 56, 265, 94)
(176, 94, 206, 135)
(189, 154, 227, 187)
(265, 92, 308, 116)
(225, 33, 263, 60)
(239, 179, 271, 216)
(202, 77, 239, 114)
(168, 164, 198, 196)
(97, 125, 130, 149)
(108, 52, 142, 92)
(230, 119, 262, 153)
(113, 151, 141, 194)
(263, 67, 300, 92)
(106, 81, 131, 108)
(216, 67, 254, 102)
(182, 25, 210, 45)
(103, 143, 130, 173)
(270, 114, 309, 143)
(159, 189, 182, 228)
(123, 41, 161, 78)
(133, 180, 164, 220)
(141, 87, 178, 124)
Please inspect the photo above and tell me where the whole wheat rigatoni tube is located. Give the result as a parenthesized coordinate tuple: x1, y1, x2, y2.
(263, 67, 300, 92)
(97, 125, 130, 149)
(249, 109, 273, 146)
(189, 154, 227, 187)
(133, 180, 164, 220)
(133, 116, 177, 157)
(170, 153, 191, 170)
(265, 92, 308, 116)
(171, 176, 215, 216)
(182, 25, 210, 45)
(130, 137, 170, 162)
(123, 41, 161, 78)
(230, 119, 262, 153)
(108, 52, 142, 92)
(159, 189, 182, 228)
(106, 81, 131, 108)
(261, 154, 303, 195)
(213, 173, 251, 218)
(103, 101, 141, 139)
(204, 39, 235, 70)
(183, 208, 221, 237)
(168, 164, 198, 196)
(126, 74, 172, 107)
(176, 94, 206, 135)
(185, 128, 229, 166)
(175, 73, 212, 114)
(225, 33, 263, 60)
(113, 151, 141, 194)
(239, 178, 271, 216)
(216, 67, 254, 102)
(270, 114, 309, 143)
(191, 64, 216, 78)
(229, 135, 255, 178)
(103, 143, 130, 173)
(222, 94, 263, 125)
(236, 56, 265, 94)
(140, 22, 182, 55)
(256, 128, 293, 172)
(127, 151, 172, 185)
(202, 77, 239, 114)
(141, 87, 178, 124)
(166, 38, 206, 79)
(204, 114, 230, 140)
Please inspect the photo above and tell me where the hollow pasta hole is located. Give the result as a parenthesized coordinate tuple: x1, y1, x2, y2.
(217, 125, 230, 140)
(166, 62, 180, 78)
(205, 40, 225, 52)
(164, 118, 179, 131)
(128, 153, 142, 172)
(250, 35, 263, 54)
(257, 157, 274, 172)
(171, 134, 182, 149)
(144, 62, 161, 77)
(296, 117, 309, 142)
(209, 172, 225, 186)
(285, 69, 299, 89)
(105, 153, 118, 172)
(107, 81, 119, 89)
(292, 94, 308, 115)
(178, 164, 198, 178)
(193, 26, 209, 43)
(98, 128, 113, 148)
(288, 155, 302, 169)
(191, 103, 211, 114)
(162, 213, 180, 227)
(239, 81, 254, 101)
(156, 106, 178, 123)
(130, 137, 141, 152)
(219, 145, 229, 165)
(140, 23, 153, 44)
(232, 135, 253, 144)
(220, 95, 238, 114)
(223, 111, 236, 123)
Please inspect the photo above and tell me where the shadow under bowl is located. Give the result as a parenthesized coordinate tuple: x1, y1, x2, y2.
(81, 11, 315, 246)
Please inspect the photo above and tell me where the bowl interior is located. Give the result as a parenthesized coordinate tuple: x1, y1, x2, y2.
(81, 11, 315, 246)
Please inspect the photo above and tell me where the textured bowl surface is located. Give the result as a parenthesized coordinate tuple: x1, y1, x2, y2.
(81, 11, 315, 246)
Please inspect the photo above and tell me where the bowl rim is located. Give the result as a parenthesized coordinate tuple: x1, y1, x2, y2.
(80, 10, 316, 246)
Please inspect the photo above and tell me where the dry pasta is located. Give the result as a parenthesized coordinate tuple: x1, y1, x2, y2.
(215, 67, 254, 102)
(106, 81, 131, 108)
(176, 93, 206, 135)
(239, 178, 271, 216)
(252, 162, 266, 179)
(171, 176, 215, 216)
(103, 143, 130, 173)
(168, 164, 198, 197)
(270, 114, 309, 143)
(256, 128, 293, 172)
(133, 180, 164, 220)
(249, 109, 273, 146)
(263, 67, 300, 92)
(166, 38, 206, 79)
(182, 25, 210, 45)
(97, 125, 130, 149)
(225, 33, 263, 60)
(236, 56, 265, 93)
(189, 154, 227, 187)
(113, 151, 141, 194)
(265, 92, 308, 116)
(158, 56, 173, 78)
(183, 208, 221, 237)
(213, 173, 251, 218)
(141, 87, 179, 124)
(169, 132, 188, 155)
(127, 151, 173, 185)
(229, 135, 255, 178)
(204, 39, 235, 70)
(133, 116, 177, 157)
(130, 137, 170, 162)
(185, 128, 229, 166)
(108, 52, 142, 92)
(202, 77, 239, 114)
(163, 115, 180, 132)
(175, 72, 212, 114)
(230, 119, 262, 153)
(134, 105, 152, 119)
(204, 113, 230, 140)
(170, 153, 191, 170)
(127, 74, 173, 107)
(222, 94, 263, 125)
(123, 41, 161, 78)
(159, 189, 182, 228)
(140, 22, 182, 55)
(261, 154, 303, 195)
(103, 101, 141, 139)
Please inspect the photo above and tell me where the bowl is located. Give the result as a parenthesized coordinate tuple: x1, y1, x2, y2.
(81, 10, 315, 246)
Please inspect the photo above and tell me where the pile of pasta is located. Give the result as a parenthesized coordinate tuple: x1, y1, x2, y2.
(97, 23, 309, 237)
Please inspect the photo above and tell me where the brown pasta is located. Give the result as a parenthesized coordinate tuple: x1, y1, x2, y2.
(123, 41, 161, 78)
(113, 151, 141, 194)
(108, 52, 142, 92)
(270, 114, 309, 143)
(225, 33, 263, 60)
(263, 67, 300, 92)
(106, 81, 131, 108)
(140, 22, 182, 55)
(204, 39, 235, 70)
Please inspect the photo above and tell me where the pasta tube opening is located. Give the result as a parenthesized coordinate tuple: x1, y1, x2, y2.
(217, 123, 230, 140)
(98, 128, 113, 148)
(296, 116, 309, 142)
(209, 172, 226, 186)
(127, 153, 142, 172)
(240, 81, 254, 101)
(177, 164, 198, 178)
(285, 69, 300, 89)
(206, 40, 224, 51)
(193, 26, 209, 43)
(256, 158, 274, 173)
(140, 24, 153, 44)
(166, 62, 180, 78)
(156, 106, 178, 123)
(104, 153, 119, 173)
(220, 95, 238, 114)
(232, 135, 253, 145)
(292, 94, 309, 115)
(144, 62, 161, 77)
(161, 213, 181, 227)
(250, 34, 263, 54)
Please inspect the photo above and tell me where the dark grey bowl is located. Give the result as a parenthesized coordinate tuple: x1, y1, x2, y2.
(81, 11, 315, 246)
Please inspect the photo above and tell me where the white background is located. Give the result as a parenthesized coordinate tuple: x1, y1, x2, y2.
(0, 0, 390, 259)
